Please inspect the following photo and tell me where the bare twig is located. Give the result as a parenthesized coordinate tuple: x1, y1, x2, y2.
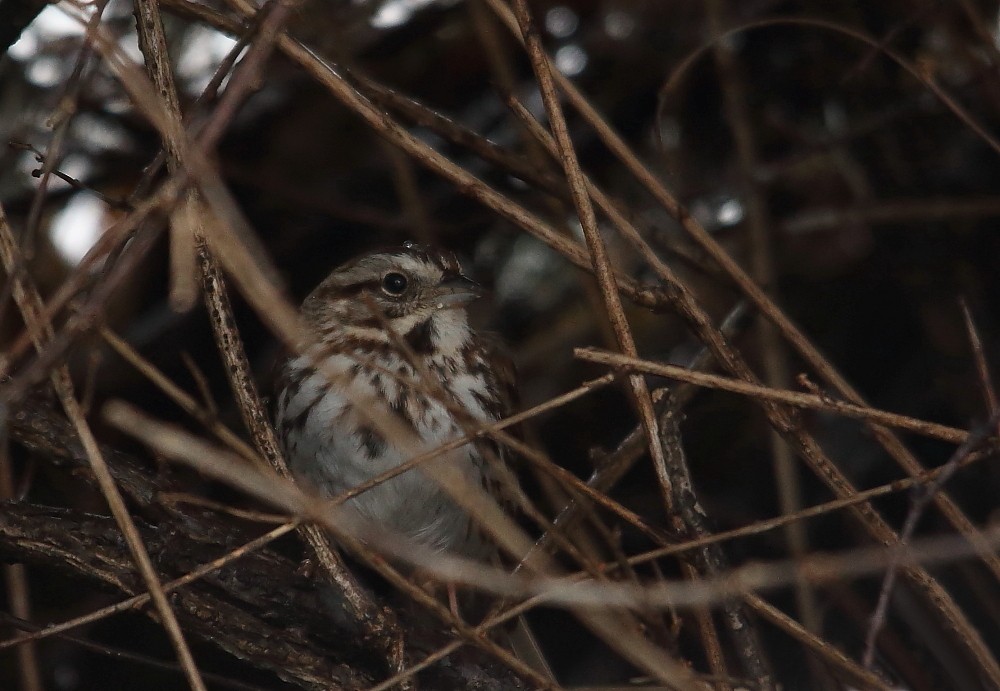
(133, 0, 411, 676)
(960, 300, 999, 420)
(863, 410, 1000, 668)
(95, 402, 1000, 612)
(477, 4, 1000, 678)
(656, 390, 774, 688)
(506, 0, 674, 520)
(0, 612, 271, 691)
(0, 520, 297, 651)
(744, 594, 891, 690)
(21, 1, 109, 257)
(624, 448, 993, 570)
(655, 10, 1000, 600)
(0, 410, 43, 691)
(99, 326, 259, 462)
(575, 348, 968, 444)
(705, 2, 823, 667)
(0, 178, 179, 405)
(0, 202, 208, 691)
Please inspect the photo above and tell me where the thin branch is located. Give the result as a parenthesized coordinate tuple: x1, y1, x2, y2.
(0, 408, 42, 691)
(960, 300, 998, 420)
(656, 390, 774, 689)
(0, 613, 271, 691)
(0, 520, 296, 651)
(506, 0, 674, 521)
(863, 410, 1000, 669)
(134, 0, 412, 675)
(705, 0, 822, 662)
(623, 448, 992, 570)
(480, 3, 1000, 677)
(91, 403, 1000, 612)
(0, 202, 208, 691)
(574, 348, 968, 444)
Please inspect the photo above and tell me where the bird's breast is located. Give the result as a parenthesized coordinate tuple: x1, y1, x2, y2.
(275, 348, 499, 554)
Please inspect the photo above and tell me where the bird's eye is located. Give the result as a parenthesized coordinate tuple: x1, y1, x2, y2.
(381, 272, 409, 296)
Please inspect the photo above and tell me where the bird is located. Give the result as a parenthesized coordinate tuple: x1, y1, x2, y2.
(272, 243, 517, 561)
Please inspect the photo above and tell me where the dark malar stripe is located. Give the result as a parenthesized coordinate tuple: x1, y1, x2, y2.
(404, 318, 435, 354)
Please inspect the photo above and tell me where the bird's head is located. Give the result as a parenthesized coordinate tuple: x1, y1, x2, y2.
(302, 244, 483, 353)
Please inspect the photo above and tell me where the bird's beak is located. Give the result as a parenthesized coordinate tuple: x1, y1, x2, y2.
(433, 275, 483, 309)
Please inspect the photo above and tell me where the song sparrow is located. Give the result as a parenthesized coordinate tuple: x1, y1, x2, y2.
(273, 244, 515, 559)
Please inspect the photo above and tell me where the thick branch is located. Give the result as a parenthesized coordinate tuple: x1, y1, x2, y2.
(3, 394, 529, 690)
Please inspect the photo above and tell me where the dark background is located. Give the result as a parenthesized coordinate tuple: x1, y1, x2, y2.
(1, 0, 1000, 688)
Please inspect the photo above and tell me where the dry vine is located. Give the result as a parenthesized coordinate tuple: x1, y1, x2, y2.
(1, 1, 999, 690)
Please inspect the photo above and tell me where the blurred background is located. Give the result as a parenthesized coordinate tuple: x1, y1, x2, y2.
(2, 0, 1000, 688)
